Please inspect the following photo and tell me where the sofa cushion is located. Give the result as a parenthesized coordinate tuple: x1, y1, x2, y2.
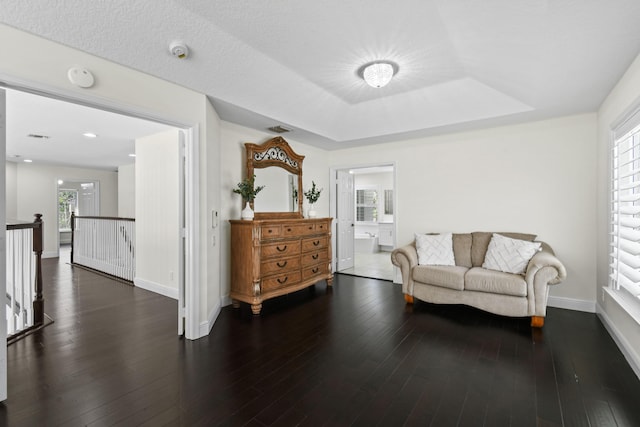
(415, 233, 455, 266)
(452, 233, 472, 268)
(464, 267, 527, 297)
(482, 233, 542, 274)
(471, 232, 537, 267)
(413, 265, 468, 291)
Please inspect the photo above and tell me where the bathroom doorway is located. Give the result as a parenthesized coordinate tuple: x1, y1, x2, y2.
(331, 164, 396, 281)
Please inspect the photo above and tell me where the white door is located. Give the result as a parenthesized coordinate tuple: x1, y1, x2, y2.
(336, 170, 355, 271)
(0, 88, 8, 401)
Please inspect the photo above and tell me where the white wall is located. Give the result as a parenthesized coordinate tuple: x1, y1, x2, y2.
(332, 114, 598, 309)
(597, 53, 640, 374)
(117, 163, 135, 218)
(15, 163, 117, 257)
(204, 100, 222, 335)
(0, 24, 221, 338)
(219, 121, 330, 300)
(5, 161, 17, 220)
(135, 129, 180, 299)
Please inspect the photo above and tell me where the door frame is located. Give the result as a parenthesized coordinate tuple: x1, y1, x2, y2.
(329, 162, 397, 275)
(0, 79, 200, 340)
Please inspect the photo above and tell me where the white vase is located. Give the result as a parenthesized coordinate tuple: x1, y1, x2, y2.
(308, 204, 317, 218)
(241, 201, 254, 220)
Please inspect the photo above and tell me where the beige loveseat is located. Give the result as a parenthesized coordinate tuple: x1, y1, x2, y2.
(390, 232, 566, 327)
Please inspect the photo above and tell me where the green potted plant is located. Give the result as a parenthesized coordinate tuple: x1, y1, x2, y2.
(233, 175, 265, 220)
(304, 181, 322, 218)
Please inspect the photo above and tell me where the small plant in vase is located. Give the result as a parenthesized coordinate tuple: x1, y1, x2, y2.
(304, 181, 322, 218)
(233, 175, 265, 220)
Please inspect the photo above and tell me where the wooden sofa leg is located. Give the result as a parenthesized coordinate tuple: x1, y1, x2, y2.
(531, 316, 544, 328)
(404, 294, 414, 304)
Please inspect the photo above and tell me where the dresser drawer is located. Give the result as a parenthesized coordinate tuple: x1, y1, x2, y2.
(301, 236, 328, 252)
(262, 271, 302, 292)
(302, 263, 327, 281)
(301, 251, 327, 267)
(262, 240, 301, 258)
(261, 256, 300, 276)
(283, 223, 317, 237)
(261, 225, 282, 239)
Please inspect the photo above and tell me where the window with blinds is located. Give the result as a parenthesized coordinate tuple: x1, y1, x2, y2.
(356, 189, 377, 222)
(610, 109, 640, 301)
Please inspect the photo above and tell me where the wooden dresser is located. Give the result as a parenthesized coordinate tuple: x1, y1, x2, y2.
(230, 217, 333, 314)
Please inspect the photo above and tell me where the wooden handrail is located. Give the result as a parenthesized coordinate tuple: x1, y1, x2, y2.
(32, 214, 44, 325)
(5, 213, 45, 343)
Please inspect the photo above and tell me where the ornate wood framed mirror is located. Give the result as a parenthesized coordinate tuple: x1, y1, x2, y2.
(246, 136, 304, 219)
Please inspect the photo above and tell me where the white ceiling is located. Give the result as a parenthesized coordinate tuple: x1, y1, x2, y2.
(4, 89, 175, 171)
(2, 0, 640, 158)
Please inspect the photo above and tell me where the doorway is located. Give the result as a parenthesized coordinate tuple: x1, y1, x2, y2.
(3, 85, 198, 339)
(331, 164, 396, 281)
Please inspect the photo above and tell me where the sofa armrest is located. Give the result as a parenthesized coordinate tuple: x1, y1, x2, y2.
(525, 248, 567, 286)
(525, 245, 567, 316)
(391, 243, 418, 295)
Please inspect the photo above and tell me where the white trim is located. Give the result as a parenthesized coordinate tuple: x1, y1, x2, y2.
(42, 251, 59, 259)
(200, 301, 222, 337)
(184, 125, 201, 340)
(221, 294, 233, 307)
(0, 87, 8, 401)
(597, 297, 640, 380)
(547, 295, 596, 313)
(134, 277, 179, 300)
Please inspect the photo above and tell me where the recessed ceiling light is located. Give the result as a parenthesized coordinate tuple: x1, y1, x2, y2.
(58, 180, 64, 185)
(83, 132, 98, 138)
(128, 153, 136, 157)
(24, 159, 33, 163)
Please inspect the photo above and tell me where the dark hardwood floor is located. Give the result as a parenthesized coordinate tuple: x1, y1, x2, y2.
(1, 250, 640, 426)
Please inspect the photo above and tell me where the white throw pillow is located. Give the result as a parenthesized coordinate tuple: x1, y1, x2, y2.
(482, 233, 541, 274)
(415, 233, 455, 266)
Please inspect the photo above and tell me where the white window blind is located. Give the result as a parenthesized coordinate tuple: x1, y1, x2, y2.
(356, 189, 377, 222)
(611, 115, 640, 300)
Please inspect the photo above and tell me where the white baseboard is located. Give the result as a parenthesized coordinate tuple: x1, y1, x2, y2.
(134, 277, 178, 300)
(200, 302, 221, 337)
(221, 294, 232, 307)
(547, 295, 596, 313)
(597, 301, 640, 380)
(42, 251, 58, 259)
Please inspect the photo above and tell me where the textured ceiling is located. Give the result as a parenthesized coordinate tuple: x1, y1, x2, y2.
(1, 0, 640, 150)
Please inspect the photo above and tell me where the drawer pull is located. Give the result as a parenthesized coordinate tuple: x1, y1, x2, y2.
(277, 276, 288, 284)
(276, 245, 287, 252)
(268, 229, 273, 233)
(308, 226, 313, 230)
(313, 240, 320, 246)
(287, 228, 292, 232)
(312, 267, 319, 274)
(312, 254, 319, 260)
(277, 261, 287, 268)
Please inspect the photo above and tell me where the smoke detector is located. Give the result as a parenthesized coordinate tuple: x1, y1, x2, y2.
(169, 41, 189, 59)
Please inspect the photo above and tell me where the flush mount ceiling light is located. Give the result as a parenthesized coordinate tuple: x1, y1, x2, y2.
(362, 61, 397, 88)
(83, 132, 98, 138)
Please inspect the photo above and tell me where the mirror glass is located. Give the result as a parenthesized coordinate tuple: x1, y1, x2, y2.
(253, 167, 299, 213)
